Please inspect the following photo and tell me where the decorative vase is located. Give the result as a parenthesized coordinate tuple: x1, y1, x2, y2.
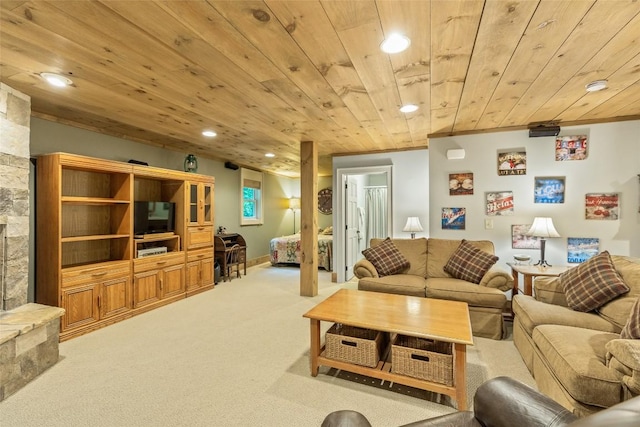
(184, 154, 198, 173)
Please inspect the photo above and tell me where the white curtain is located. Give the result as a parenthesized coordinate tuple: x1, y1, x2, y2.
(365, 187, 387, 245)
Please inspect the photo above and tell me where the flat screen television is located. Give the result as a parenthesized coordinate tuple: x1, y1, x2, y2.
(134, 201, 175, 236)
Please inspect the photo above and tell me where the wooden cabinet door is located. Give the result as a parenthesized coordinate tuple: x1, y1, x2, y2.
(101, 276, 131, 319)
(62, 284, 99, 331)
(187, 182, 214, 225)
(133, 270, 161, 308)
(186, 226, 213, 249)
(200, 257, 214, 287)
(187, 182, 199, 226)
(200, 182, 213, 225)
(161, 263, 185, 298)
(186, 260, 201, 291)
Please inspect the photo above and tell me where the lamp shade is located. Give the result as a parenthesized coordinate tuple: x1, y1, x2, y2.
(525, 217, 560, 238)
(289, 197, 300, 210)
(403, 217, 423, 233)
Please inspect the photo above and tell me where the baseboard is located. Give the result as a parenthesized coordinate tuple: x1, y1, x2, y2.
(247, 255, 270, 268)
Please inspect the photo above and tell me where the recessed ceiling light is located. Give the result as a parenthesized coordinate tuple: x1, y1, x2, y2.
(40, 73, 73, 87)
(585, 80, 608, 92)
(202, 130, 217, 137)
(380, 33, 411, 54)
(265, 153, 275, 158)
(400, 104, 419, 113)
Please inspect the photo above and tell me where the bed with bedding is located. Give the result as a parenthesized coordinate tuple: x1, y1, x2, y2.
(269, 231, 333, 271)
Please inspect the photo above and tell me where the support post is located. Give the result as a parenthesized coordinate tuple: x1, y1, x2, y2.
(300, 141, 318, 296)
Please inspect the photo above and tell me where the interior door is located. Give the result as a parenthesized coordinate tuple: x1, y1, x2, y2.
(345, 177, 359, 280)
(335, 165, 392, 284)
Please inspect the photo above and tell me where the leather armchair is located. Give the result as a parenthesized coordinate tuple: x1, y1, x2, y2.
(321, 376, 640, 427)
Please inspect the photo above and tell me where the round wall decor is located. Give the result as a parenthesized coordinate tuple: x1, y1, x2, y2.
(318, 188, 333, 215)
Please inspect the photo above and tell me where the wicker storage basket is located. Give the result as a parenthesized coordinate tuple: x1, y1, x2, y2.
(325, 323, 387, 368)
(391, 335, 453, 386)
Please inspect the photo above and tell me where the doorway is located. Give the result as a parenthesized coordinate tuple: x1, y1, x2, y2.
(335, 166, 392, 283)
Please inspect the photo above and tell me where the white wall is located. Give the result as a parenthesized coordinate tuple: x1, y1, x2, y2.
(429, 120, 640, 270)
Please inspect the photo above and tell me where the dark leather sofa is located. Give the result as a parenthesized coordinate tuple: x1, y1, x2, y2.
(321, 376, 640, 427)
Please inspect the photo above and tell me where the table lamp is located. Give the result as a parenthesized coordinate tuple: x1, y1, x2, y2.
(403, 216, 423, 239)
(526, 217, 560, 267)
(289, 197, 300, 234)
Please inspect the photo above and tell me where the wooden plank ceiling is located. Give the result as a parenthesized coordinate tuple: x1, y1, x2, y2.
(1, 1, 639, 177)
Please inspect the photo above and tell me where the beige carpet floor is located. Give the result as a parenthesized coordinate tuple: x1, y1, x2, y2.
(0, 264, 534, 426)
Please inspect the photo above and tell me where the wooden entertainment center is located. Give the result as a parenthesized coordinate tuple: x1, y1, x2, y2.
(36, 153, 215, 341)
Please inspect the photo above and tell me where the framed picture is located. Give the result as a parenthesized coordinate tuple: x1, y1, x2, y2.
(497, 151, 526, 175)
(534, 176, 565, 203)
(442, 208, 466, 230)
(567, 237, 599, 263)
(486, 191, 514, 216)
(511, 224, 540, 249)
(555, 135, 588, 161)
(585, 193, 619, 220)
(449, 172, 474, 196)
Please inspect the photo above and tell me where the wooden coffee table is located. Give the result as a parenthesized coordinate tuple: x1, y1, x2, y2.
(303, 289, 473, 410)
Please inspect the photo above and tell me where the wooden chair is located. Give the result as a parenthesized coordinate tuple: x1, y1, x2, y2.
(225, 244, 242, 280)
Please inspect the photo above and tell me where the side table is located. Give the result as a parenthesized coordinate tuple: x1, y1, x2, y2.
(507, 263, 572, 296)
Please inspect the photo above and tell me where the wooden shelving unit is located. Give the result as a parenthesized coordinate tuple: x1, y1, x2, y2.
(36, 153, 215, 341)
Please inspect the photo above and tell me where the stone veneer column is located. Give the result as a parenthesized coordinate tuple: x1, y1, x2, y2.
(0, 83, 31, 310)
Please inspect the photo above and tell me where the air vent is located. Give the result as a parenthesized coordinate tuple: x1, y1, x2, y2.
(528, 125, 560, 138)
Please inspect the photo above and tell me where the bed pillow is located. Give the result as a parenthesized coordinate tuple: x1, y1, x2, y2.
(561, 251, 629, 312)
(362, 238, 409, 277)
(322, 226, 333, 235)
(443, 239, 498, 284)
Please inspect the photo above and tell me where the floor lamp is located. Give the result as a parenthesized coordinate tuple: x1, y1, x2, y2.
(289, 197, 300, 234)
(526, 217, 560, 267)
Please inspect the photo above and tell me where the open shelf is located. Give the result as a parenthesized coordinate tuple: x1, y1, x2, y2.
(62, 204, 130, 238)
(134, 234, 181, 258)
(61, 259, 130, 272)
(61, 238, 130, 268)
(62, 234, 130, 243)
(62, 168, 130, 200)
(62, 196, 130, 204)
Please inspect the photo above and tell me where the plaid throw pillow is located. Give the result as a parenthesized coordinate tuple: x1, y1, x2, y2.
(443, 240, 499, 284)
(621, 297, 640, 339)
(561, 251, 629, 312)
(362, 238, 410, 277)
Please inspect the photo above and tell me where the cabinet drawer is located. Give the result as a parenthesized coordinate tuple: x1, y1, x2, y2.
(187, 226, 213, 249)
(187, 248, 213, 263)
(133, 252, 185, 273)
(62, 261, 130, 288)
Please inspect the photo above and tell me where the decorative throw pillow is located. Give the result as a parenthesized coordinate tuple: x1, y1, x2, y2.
(361, 238, 410, 277)
(561, 251, 630, 312)
(443, 239, 499, 284)
(621, 297, 640, 339)
(322, 226, 333, 235)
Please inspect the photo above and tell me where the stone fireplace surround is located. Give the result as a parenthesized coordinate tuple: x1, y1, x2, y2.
(0, 83, 64, 401)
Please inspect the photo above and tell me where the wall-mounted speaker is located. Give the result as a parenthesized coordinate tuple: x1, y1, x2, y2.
(529, 125, 560, 138)
(446, 149, 465, 160)
(224, 161, 239, 170)
(128, 159, 148, 166)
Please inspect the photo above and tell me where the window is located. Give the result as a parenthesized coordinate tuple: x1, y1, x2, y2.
(240, 168, 263, 225)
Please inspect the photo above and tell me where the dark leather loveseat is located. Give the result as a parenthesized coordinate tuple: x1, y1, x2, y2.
(321, 376, 640, 427)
